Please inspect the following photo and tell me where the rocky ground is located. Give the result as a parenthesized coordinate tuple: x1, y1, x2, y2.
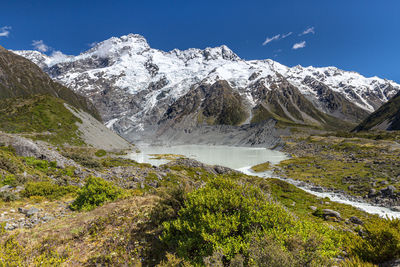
(276, 131, 400, 210)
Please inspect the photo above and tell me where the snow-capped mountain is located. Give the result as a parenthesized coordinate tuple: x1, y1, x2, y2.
(14, 34, 400, 143)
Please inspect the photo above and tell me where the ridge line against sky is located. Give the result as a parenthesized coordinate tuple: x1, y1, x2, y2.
(0, 0, 399, 82)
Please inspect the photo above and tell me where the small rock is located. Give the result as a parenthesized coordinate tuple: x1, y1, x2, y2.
(349, 216, 363, 225)
(4, 222, 17, 230)
(368, 189, 377, 198)
(311, 187, 324, 193)
(41, 215, 55, 222)
(309, 206, 317, 211)
(381, 186, 396, 197)
(26, 207, 40, 217)
(18, 207, 28, 214)
(391, 206, 400, 212)
(0, 185, 12, 192)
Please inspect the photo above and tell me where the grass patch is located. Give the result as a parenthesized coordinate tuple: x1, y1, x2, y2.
(0, 95, 85, 146)
(250, 161, 272, 172)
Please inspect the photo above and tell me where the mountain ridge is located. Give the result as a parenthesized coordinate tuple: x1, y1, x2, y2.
(13, 33, 400, 143)
(354, 91, 400, 131)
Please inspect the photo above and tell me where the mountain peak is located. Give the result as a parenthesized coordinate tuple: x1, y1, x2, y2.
(202, 45, 240, 61)
(85, 33, 150, 58)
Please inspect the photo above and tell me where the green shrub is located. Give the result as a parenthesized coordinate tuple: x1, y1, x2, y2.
(24, 157, 56, 172)
(0, 235, 25, 266)
(61, 152, 101, 169)
(351, 218, 400, 263)
(0, 155, 19, 174)
(161, 178, 340, 265)
(0, 174, 16, 186)
(22, 181, 77, 200)
(0, 191, 19, 202)
(70, 176, 123, 211)
(95, 149, 107, 157)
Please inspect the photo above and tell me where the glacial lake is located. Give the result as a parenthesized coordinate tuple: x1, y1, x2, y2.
(127, 144, 400, 218)
(127, 144, 287, 170)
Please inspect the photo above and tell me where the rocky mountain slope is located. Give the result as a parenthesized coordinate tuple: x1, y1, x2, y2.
(14, 34, 400, 143)
(354, 91, 400, 131)
(0, 46, 100, 121)
(0, 46, 132, 150)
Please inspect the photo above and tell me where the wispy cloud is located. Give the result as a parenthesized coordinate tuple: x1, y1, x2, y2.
(292, 41, 306, 50)
(282, 32, 293, 38)
(89, 41, 98, 47)
(299, 26, 315, 36)
(0, 26, 11, 37)
(262, 34, 280, 45)
(262, 32, 293, 46)
(32, 40, 50, 52)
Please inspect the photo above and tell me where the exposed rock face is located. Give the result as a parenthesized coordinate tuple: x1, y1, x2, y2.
(13, 34, 400, 144)
(0, 132, 79, 168)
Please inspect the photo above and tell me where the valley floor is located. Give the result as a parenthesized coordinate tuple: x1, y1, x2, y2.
(1, 131, 400, 266)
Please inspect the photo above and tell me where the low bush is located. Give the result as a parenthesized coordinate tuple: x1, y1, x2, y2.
(70, 176, 123, 211)
(351, 218, 400, 264)
(94, 149, 107, 157)
(0, 191, 19, 202)
(161, 178, 341, 265)
(0, 155, 19, 174)
(0, 174, 16, 186)
(24, 157, 57, 172)
(22, 181, 77, 200)
(62, 152, 101, 169)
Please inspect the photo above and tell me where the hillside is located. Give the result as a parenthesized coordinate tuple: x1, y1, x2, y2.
(0, 45, 132, 150)
(0, 45, 100, 121)
(354, 91, 400, 131)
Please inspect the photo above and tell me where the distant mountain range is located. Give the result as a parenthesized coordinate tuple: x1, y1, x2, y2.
(14, 34, 400, 143)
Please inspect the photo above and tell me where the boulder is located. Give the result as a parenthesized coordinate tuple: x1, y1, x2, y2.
(349, 216, 363, 225)
(311, 186, 324, 193)
(11, 138, 42, 158)
(322, 209, 342, 220)
(26, 207, 40, 217)
(368, 188, 377, 198)
(391, 206, 400, 212)
(381, 186, 396, 197)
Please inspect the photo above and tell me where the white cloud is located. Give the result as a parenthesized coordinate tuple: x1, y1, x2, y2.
(282, 32, 293, 38)
(32, 40, 50, 52)
(89, 41, 98, 47)
(299, 26, 315, 36)
(262, 34, 280, 45)
(292, 41, 306, 50)
(262, 32, 293, 46)
(0, 26, 11, 37)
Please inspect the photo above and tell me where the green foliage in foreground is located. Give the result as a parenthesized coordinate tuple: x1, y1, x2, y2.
(70, 176, 123, 211)
(22, 181, 78, 200)
(161, 178, 342, 265)
(351, 218, 400, 264)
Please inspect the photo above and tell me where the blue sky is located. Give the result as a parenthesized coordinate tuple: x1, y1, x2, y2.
(1, 0, 400, 82)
